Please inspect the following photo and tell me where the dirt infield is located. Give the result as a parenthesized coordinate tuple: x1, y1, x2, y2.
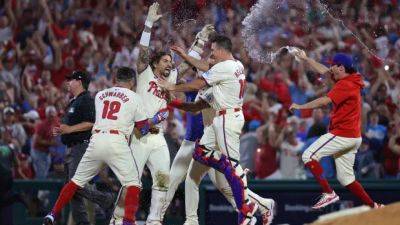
(311, 202, 400, 225)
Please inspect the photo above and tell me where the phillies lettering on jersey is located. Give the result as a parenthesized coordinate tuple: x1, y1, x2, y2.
(147, 81, 168, 100)
(136, 66, 177, 126)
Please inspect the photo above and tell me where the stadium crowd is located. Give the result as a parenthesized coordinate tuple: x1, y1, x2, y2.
(0, 0, 400, 220)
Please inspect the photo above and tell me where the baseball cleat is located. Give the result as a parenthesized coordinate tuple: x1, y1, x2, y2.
(258, 198, 275, 225)
(238, 202, 258, 225)
(312, 191, 339, 209)
(373, 202, 385, 209)
(145, 221, 162, 225)
(183, 221, 199, 225)
(42, 214, 54, 225)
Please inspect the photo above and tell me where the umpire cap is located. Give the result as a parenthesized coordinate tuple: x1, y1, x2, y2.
(116, 67, 136, 81)
(66, 71, 91, 89)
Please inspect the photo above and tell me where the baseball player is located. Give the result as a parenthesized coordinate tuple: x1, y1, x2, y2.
(131, 3, 216, 224)
(42, 67, 150, 225)
(158, 35, 258, 225)
(289, 50, 383, 209)
(162, 85, 275, 225)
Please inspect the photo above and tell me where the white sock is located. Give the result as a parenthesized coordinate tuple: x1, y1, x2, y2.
(184, 160, 209, 224)
(161, 140, 196, 220)
(147, 189, 167, 223)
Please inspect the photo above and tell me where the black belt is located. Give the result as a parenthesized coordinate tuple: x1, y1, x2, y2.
(66, 140, 90, 148)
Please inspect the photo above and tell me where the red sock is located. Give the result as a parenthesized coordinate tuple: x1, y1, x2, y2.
(346, 181, 374, 207)
(305, 160, 333, 194)
(124, 186, 141, 223)
(51, 181, 79, 216)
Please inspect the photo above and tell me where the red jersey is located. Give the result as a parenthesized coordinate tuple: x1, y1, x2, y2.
(254, 143, 278, 179)
(326, 73, 364, 138)
(33, 119, 57, 152)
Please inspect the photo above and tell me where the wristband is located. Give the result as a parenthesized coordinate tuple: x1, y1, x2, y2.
(135, 119, 150, 136)
(140, 31, 151, 46)
(168, 99, 183, 108)
(188, 49, 201, 59)
(145, 20, 153, 28)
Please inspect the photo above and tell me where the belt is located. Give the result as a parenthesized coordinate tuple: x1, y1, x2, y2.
(217, 108, 241, 116)
(94, 129, 128, 141)
(66, 140, 90, 148)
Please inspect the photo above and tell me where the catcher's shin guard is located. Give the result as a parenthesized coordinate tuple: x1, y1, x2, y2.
(192, 144, 249, 214)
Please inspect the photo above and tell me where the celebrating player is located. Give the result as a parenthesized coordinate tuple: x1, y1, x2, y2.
(163, 85, 276, 225)
(289, 49, 384, 209)
(158, 35, 258, 225)
(43, 67, 151, 225)
(129, 3, 216, 225)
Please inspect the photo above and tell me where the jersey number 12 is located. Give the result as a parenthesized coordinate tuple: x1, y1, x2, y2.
(102, 100, 121, 120)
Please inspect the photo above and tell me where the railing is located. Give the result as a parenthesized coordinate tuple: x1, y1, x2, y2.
(10, 179, 400, 225)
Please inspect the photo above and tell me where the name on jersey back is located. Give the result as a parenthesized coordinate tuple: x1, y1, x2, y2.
(99, 91, 130, 103)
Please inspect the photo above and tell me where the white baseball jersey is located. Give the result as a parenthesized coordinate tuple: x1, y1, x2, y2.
(93, 87, 147, 137)
(201, 60, 246, 111)
(137, 65, 177, 127)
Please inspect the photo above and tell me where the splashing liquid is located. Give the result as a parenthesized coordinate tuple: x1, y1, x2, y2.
(242, 0, 394, 66)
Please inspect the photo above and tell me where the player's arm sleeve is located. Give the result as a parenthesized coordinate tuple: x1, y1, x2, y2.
(326, 82, 351, 105)
(201, 64, 228, 86)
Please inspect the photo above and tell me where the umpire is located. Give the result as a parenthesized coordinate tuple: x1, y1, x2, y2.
(53, 71, 114, 225)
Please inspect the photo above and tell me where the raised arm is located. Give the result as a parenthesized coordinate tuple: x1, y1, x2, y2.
(137, 2, 162, 74)
(5, 0, 17, 28)
(171, 46, 210, 72)
(39, 0, 54, 24)
(293, 48, 330, 75)
(176, 24, 215, 79)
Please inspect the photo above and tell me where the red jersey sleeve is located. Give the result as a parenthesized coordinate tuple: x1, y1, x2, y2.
(326, 82, 352, 105)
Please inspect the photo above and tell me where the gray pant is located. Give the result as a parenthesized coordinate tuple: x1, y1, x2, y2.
(65, 142, 114, 225)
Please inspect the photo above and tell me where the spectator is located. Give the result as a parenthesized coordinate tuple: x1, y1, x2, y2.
(254, 124, 281, 179)
(365, 111, 388, 157)
(355, 138, 381, 179)
(1, 107, 27, 152)
(21, 110, 40, 155)
(0, 129, 28, 225)
(31, 106, 58, 179)
(277, 124, 305, 179)
(240, 119, 261, 173)
(388, 125, 400, 178)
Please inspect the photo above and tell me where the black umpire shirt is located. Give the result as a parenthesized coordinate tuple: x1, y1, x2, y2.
(61, 91, 95, 146)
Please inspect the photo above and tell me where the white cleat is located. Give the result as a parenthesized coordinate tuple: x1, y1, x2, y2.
(257, 198, 275, 225)
(312, 191, 340, 210)
(183, 221, 199, 225)
(145, 221, 162, 225)
(42, 214, 55, 225)
(373, 202, 385, 209)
